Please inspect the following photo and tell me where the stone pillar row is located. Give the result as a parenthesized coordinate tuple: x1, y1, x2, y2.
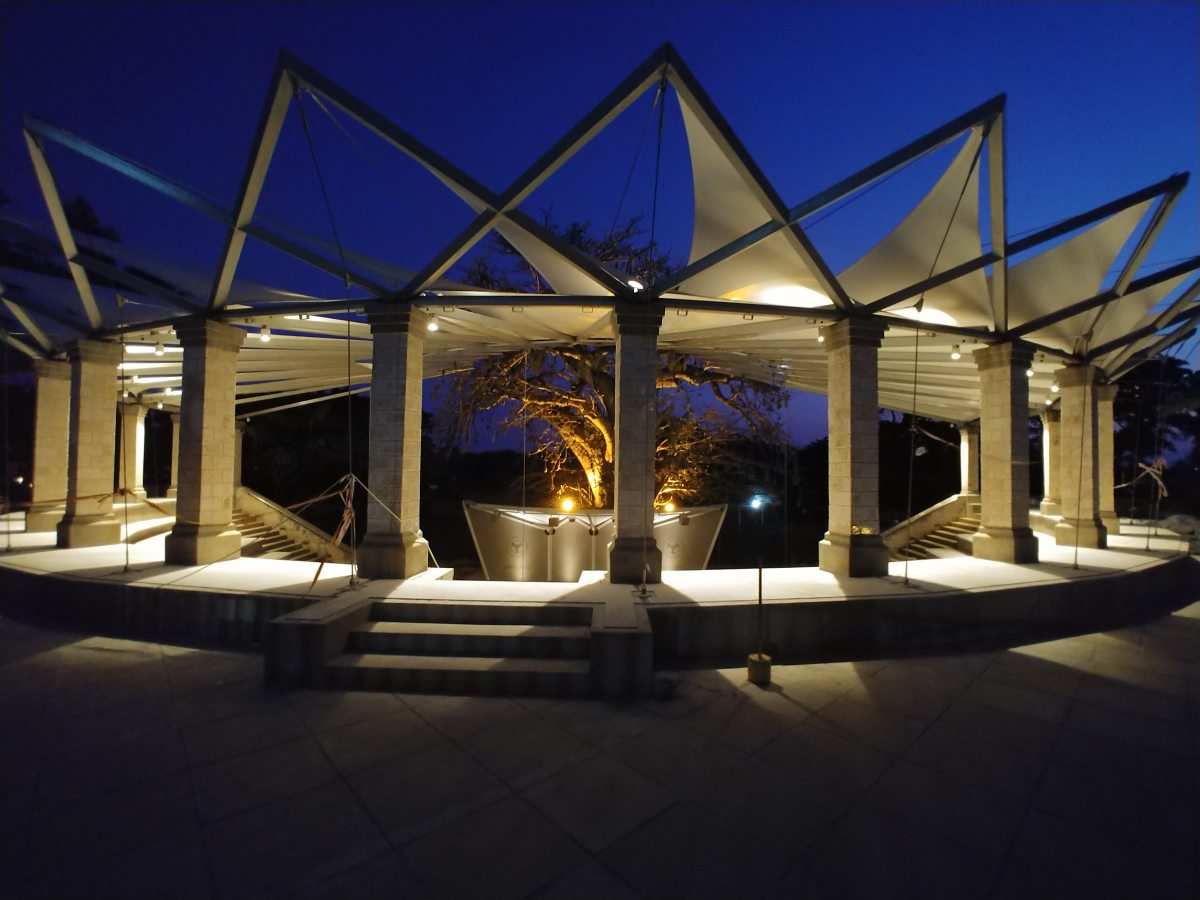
(33, 316, 1123, 577)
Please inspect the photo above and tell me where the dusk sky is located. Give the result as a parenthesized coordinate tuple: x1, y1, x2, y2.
(1, 0, 1197, 447)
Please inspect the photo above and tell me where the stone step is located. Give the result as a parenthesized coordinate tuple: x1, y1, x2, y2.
(348, 621, 591, 659)
(371, 600, 593, 628)
(921, 534, 961, 548)
(324, 652, 591, 697)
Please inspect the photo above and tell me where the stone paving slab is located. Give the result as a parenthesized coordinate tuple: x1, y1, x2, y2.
(2, 595, 1198, 898)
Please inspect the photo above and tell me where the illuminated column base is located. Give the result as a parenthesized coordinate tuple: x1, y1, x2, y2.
(358, 531, 430, 581)
(164, 523, 241, 566)
(609, 537, 662, 585)
(818, 531, 889, 578)
(973, 527, 1038, 563)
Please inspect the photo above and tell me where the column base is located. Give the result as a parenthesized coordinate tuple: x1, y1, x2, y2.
(25, 504, 66, 533)
(1039, 499, 1061, 516)
(166, 487, 178, 498)
(971, 526, 1039, 563)
(165, 522, 242, 566)
(608, 537, 662, 584)
(1100, 513, 1121, 536)
(56, 513, 122, 548)
(357, 530, 429, 580)
(818, 532, 889, 577)
(1055, 519, 1107, 549)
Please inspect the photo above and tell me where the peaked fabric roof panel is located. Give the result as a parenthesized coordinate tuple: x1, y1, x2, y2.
(491, 220, 615, 296)
(675, 93, 827, 306)
(838, 130, 990, 327)
(1009, 199, 1152, 351)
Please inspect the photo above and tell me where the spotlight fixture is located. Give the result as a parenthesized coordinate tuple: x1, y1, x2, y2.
(950, 344, 962, 360)
(817, 332, 825, 343)
(1025, 367, 1034, 378)
(154, 342, 165, 357)
(1045, 397, 1053, 406)
(1051, 382, 1060, 393)
(427, 320, 439, 332)
(157, 401, 164, 410)
(627, 279, 644, 292)
(663, 501, 676, 513)
(560, 497, 575, 513)
(259, 325, 271, 342)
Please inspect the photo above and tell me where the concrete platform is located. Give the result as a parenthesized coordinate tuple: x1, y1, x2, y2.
(2, 602, 1199, 898)
(1, 514, 1193, 668)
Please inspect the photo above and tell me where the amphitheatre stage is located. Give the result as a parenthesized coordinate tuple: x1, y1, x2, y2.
(2, 511, 1194, 697)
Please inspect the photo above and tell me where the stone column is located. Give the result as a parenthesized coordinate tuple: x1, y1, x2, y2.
(970, 343, 1038, 563)
(117, 401, 147, 499)
(358, 309, 428, 579)
(164, 320, 245, 565)
(166, 411, 179, 498)
(57, 339, 123, 547)
(818, 318, 889, 577)
(1038, 408, 1061, 516)
(233, 419, 245, 487)
(609, 303, 665, 584)
(1097, 383, 1120, 536)
(26, 359, 71, 532)
(959, 419, 981, 505)
(1054, 364, 1107, 549)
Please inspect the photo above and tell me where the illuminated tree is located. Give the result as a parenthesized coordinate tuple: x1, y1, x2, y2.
(441, 217, 787, 507)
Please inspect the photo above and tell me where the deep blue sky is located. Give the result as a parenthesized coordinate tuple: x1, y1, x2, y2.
(1, 0, 1197, 446)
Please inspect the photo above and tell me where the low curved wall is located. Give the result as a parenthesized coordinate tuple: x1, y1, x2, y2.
(648, 553, 1199, 666)
(0, 565, 312, 645)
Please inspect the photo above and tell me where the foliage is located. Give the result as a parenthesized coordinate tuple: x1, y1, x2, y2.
(1113, 355, 1200, 515)
(441, 215, 788, 507)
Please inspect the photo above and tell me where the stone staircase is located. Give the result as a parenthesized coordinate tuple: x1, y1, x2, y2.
(891, 513, 980, 561)
(233, 509, 320, 562)
(323, 601, 594, 697)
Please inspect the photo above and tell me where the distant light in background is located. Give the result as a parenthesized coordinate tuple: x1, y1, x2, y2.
(259, 325, 270, 342)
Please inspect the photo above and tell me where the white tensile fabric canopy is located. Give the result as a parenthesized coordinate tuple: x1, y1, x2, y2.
(1, 45, 1196, 426)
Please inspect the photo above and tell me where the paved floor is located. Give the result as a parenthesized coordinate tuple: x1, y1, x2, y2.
(2, 601, 1198, 899)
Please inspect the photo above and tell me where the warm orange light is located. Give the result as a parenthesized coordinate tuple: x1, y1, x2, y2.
(560, 498, 575, 513)
(662, 501, 676, 513)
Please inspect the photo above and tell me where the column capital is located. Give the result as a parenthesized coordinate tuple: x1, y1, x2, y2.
(32, 358, 70, 381)
(65, 338, 123, 366)
(1053, 362, 1101, 388)
(613, 301, 664, 336)
(173, 318, 246, 352)
(368, 307, 417, 334)
(960, 418, 980, 436)
(1096, 383, 1119, 402)
(1039, 407, 1061, 425)
(820, 317, 886, 351)
(120, 400, 148, 417)
(972, 341, 1034, 371)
